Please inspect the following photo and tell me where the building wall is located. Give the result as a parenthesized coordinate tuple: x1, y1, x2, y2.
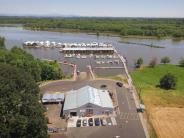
(63, 103, 113, 117)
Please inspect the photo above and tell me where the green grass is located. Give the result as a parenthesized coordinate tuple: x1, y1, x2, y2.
(131, 64, 184, 107)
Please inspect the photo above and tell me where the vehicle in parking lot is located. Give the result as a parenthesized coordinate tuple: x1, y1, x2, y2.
(88, 118, 93, 126)
(116, 82, 123, 87)
(95, 118, 100, 126)
(83, 119, 87, 126)
(101, 118, 107, 126)
(76, 119, 81, 127)
(100, 84, 107, 89)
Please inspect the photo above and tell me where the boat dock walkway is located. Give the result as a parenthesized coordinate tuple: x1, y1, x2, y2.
(94, 66, 124, 69)
(87, 65, 95, 80)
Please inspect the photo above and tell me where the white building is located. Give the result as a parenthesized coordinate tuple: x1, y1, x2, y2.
(42, 93, 64, 103)
(63, 86, 114, 117)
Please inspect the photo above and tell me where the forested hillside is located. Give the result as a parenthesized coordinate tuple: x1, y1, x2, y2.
(0, 17, 184, 38)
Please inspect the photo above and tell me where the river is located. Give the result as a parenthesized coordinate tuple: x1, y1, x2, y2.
(0, 26, 184, 76)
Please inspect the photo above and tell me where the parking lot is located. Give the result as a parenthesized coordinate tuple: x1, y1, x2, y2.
(67, 116, 117, 128)
(41, 79, 146, 138)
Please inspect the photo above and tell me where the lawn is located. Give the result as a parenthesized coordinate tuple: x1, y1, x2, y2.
(131, 64, 184, 108)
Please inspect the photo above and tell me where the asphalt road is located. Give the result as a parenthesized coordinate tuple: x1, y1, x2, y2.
(41, 80, 146, 138)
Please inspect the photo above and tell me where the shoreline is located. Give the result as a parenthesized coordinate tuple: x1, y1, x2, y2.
(0, 24, 183, 40)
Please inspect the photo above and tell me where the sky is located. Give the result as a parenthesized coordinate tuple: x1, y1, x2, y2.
(0, 0, 184, 17)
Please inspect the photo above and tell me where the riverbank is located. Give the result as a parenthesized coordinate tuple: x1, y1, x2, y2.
(24, 26, 184, 40)
(131, 64, 184, 138)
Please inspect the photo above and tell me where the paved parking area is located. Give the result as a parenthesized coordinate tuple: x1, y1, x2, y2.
(41, 80, 146, 138)
(67, 116, 117, 128)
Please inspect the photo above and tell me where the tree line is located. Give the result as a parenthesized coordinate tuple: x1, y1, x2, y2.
(0, 37, 52, 137)
(0, 37, 64, 82)
(0, 17, 184, 38)
(135, 56, 184, 90)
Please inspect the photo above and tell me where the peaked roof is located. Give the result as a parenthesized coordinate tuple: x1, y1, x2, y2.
(63, 85, 113, 110)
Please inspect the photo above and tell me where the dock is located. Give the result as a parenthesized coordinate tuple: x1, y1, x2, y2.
(94, 67, 124, 69)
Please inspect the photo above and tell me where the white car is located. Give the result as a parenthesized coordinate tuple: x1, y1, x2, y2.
(101, 119, 107, 126)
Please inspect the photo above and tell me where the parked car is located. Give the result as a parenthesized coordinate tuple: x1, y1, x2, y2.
(76, 119, 81, 127)
(101, 118, 107, 126)
(116, 82, 123, 87)
(95, 118, 100, 126)
(83, 119, 87, 126)
(100, 84, 107, 89)
(88, 118, 93, 126)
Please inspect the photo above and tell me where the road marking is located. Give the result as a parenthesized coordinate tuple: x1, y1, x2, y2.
(125, 91, 131, 110)
(111, 117, 117, 125)
(120, 113, 139, 120)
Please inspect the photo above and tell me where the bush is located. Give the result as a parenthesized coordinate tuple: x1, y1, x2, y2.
(149, 57, 157, 68)
(0, 37, 5, 49)
(160, 73, 177, 90)
(161, 57, 171, 64)
(135, 57, 143, 68)
(179, 58, 184, 67)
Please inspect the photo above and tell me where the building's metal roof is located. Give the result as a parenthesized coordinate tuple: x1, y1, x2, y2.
(42, 93, 64, 103)
(63, 86, 113, 110)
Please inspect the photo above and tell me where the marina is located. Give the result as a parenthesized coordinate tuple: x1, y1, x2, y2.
(1, 27, 184, 76)
(23, 41, 115, 54)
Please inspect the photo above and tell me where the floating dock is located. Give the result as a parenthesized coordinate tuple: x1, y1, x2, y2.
(60, 47, 114, 54)
(23, 41, 115, 54)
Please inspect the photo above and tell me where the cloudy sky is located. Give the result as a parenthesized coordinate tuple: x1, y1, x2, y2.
(0, 0, 184, 17)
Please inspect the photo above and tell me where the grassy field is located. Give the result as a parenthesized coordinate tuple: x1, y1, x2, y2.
(131, 64, 184, 138)
(131, 64, 184, 108)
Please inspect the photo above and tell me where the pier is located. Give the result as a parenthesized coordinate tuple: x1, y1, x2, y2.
(94, 67, 124, 69)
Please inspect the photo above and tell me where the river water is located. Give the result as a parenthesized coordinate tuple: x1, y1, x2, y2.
(0, 27, 184, 76)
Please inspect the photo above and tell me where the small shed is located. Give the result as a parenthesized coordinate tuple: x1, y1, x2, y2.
(42, 93, 64, 103)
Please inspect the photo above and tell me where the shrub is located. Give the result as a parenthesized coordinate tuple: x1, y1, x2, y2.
(160, 73, 177, 90)
(149, 57, 157, 68)
(179, 58, 184, 67)
(161, 57, 171, 64)
(135, 57, 143, 68)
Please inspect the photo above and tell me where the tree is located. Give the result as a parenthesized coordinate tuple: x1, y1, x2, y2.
(0, 63, 48, 138)
(0, 37, 5, 49)
(39, 61, 64, 80)
(161, 57, 171, 64)
(149, 57, 157, 68)
(135, 57, 143, 68)
(160, 73, 177, 90)
(179, 58, 184, 67)
(0, 47, 64, 81)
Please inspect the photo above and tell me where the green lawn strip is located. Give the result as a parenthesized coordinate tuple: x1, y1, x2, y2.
(131, 64, 184, 107)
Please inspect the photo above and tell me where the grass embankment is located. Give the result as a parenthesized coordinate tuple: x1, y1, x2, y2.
(131, 65, 184, 138)
(131, 64, 184, 107)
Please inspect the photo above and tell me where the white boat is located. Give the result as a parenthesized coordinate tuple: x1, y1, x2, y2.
(64, 54, 73, 58)
(76, 54, 81, 59)
(113, 55, 118, 59)
(81, 55, 87, 59)
(107, 60, 113, 64)
(95, 55, 100, 59)
(96, 61, 101, 64)
(114, 60, 120, 64)
(101, 61, 105, 64)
